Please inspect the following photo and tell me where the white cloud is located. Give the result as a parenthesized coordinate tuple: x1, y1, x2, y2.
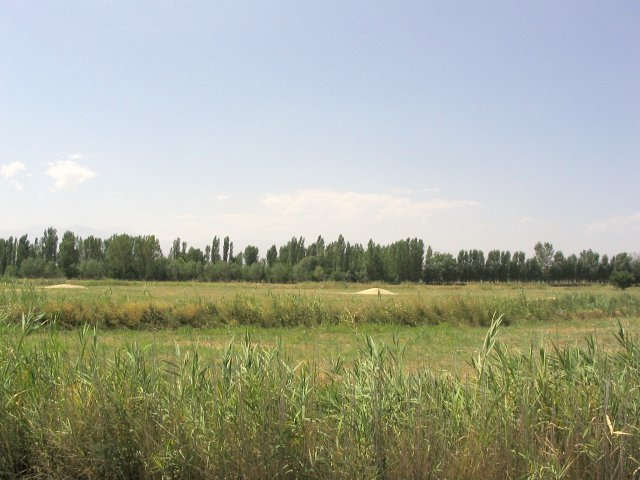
(586, 212, 640, 233)
(176, 213, 202, 224)
(178, 190, 483, 251)
(215, 194, 229, 201)
(1, 161, 26, 179)
(11, 181, 24, 191)
(389, 188, 414, 195)
(0, 161, 27, 190)
(46, 160, 97, 190)
(520, 216, 551, 226)
(262, 189, 480, 221)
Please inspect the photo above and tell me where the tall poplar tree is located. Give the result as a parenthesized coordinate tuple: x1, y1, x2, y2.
(223, 236, 230, 262)
(211, 237, 221, 263)
(58, 231, 80, 278)
(41, 227, 58, 263)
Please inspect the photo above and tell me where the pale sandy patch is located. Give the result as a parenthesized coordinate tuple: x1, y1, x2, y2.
(355, 288, 395, 295)
(44, 284, 87, 290)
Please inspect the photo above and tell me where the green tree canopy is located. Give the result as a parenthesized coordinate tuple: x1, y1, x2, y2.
(58, 231, 80, 278)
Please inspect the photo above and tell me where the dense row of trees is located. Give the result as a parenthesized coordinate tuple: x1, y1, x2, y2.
(0, 229, 638, 286)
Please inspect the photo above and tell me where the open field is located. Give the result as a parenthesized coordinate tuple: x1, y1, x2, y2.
(1, 313, 640, 478)
(33, 316, 639, 375)
(2, 281, 640, 477)
(2, 279, 639, 373)
(1, 279, 638, 330)
(8, 278, 634, 301)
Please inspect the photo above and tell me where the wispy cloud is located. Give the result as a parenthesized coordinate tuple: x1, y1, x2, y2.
(587, 212, 640, 233)
(46, 157, 97, 190)
(520, 216, 551, 226)
(0, 161, 27, 190)
(262, 189, 480, 220)
(176, 213, 202, 224)
(215, 194, 229, 201)
(389, 188, 414, 195)
(177, 190, 484, 248)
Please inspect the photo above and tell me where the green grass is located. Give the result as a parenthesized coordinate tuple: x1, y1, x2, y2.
(1, 313, 639, 478)
(42, 316, 636, 375)
(5, 278, 631, 301)
(1, 281, 640, 478)
(1, 280, 638, 329)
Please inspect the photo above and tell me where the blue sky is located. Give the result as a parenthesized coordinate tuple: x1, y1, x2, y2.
(1, 1, 638, 256)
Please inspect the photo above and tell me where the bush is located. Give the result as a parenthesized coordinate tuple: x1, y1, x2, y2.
(19, 259, 60, 278)
(79, 259, 105, 279)
(19, 257, 47, 278)
(243, 263, 266, 282)
(3, 265, 17, 278)
(610, 270, 635, 290)
(203, 262, 242, 282)
(267, 264, 291, 283)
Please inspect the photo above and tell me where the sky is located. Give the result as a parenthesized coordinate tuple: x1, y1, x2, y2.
(1, 1, 639, 257)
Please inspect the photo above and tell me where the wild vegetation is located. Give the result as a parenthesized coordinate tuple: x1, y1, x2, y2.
(1, 312, 639, 479)
(1, 267, 638, 477)
(1, 228, 638, 285)
(1, 281, 639, 329)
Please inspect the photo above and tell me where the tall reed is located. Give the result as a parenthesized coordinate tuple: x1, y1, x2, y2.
(1, 312, 639, 478)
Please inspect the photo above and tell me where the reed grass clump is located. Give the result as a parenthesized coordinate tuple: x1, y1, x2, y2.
(1, 313, 639, 478)
(1, 284, 639, 329)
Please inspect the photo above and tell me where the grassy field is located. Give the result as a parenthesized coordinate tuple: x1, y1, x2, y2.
(9, 277, 632, 301)
(1, 279, 639, 373)
(1, 311, 640, 478)
(1, 279, 638, 330)
(1, 280, 640, 478)
(38, 316, 636, 375)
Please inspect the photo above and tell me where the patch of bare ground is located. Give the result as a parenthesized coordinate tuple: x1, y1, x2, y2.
(355, 288, 395, 295)
(44, 284, 87, 290)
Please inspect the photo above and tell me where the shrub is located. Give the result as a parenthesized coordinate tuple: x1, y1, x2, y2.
(610, 270, 635, 290)
(3, 265, 17, 278)
(19, 257, 47, 278)
(79, 259, 105, 279)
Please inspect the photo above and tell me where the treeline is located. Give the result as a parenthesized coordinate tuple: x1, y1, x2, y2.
(0, 228, 638, 285)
